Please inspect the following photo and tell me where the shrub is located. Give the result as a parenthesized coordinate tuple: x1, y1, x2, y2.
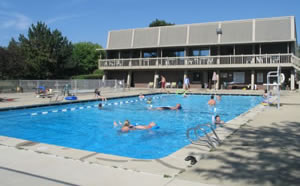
(72, 74, 102, 79)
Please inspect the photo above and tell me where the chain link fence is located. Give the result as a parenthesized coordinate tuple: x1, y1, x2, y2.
(0, 79, 125, 93)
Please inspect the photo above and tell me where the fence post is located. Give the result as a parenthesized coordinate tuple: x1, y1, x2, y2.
(75, 80, 77, 95)
(55, 80, 58, 92)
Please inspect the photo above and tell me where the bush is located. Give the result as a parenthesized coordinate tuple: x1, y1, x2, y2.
(93, 69, 104, 75)
(72, 74, 102, 79)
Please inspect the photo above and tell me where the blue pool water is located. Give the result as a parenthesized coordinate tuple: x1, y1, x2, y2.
(0, 94, 262, 159)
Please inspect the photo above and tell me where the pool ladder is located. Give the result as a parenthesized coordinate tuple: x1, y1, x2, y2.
(186, 123, 221, 149)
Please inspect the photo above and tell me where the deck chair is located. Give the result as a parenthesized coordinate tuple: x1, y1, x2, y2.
(148, 82, 154, 88)
(166, 82, 171, 88)
(171, 82, 177, 88)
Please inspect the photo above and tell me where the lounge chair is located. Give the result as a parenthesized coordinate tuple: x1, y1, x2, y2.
(171, 82, 177, 88)
(148, 82, 154, 88)
(166, 82, 171, 88)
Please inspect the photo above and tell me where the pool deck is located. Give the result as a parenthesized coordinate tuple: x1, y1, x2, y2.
(0, 89, 300, 186)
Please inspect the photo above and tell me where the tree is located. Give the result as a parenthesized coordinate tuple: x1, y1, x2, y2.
(72, 42, 104, 75)
(7, 38, 26, 79)
(19, 22, 73, 79)
(149, 19, 175, 27)
(0, 47, 10, 79)
(0, 39, 25, 80)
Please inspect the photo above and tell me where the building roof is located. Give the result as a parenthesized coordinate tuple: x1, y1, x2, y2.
(106, 16, 297, 50)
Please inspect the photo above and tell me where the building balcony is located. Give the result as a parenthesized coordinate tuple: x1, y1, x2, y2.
(99, 54, 298, 70)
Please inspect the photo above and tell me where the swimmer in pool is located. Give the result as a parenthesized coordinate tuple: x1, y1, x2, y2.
(114, 120, 157, 133)
(214, 115, 224, 125)
(139, 93, 145, 99)
(151, 104, 182, 110)
(98, 103, 103, 109)
(146, 98, 152, 104)
(208, 95, 216, 106)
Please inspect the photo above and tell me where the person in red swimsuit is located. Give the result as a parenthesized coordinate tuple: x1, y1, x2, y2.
(160, 75, 166, 90)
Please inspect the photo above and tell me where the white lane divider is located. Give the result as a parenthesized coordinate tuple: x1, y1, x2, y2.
(30, 95, 162, 116)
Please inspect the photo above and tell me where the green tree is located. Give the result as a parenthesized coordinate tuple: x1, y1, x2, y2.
(19, 22, 73, 79)
(72, 42, 104, 75)
(149, 19, 175, 27)
(0, 47, 10, 79)
(0, 39, 25, 80)
(7, 38, 26, 79)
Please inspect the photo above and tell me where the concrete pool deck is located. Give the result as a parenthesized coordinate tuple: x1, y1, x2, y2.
(0, 89, 299, 185)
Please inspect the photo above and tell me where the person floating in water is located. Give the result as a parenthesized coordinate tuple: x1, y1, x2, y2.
(151, 104, 182, 110)
(214, 115, 224, 125)
(114, 120, 157, 133)
(208, 95, 216, 106)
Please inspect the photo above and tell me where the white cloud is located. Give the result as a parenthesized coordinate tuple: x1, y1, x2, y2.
(0, 10, 31, 30)
(45, 15, 82, 25)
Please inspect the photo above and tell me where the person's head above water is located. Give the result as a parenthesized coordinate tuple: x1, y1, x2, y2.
(123, 120, 130, 127)
(211, 95, 214, 99)
(98, 103, 102, 108)
(176, 104, 182, 109)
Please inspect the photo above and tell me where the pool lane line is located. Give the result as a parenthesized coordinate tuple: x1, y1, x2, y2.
(30, 96, 162, 116)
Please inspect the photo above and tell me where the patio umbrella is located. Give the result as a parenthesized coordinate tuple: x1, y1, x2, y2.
(212, 71, 217, 90)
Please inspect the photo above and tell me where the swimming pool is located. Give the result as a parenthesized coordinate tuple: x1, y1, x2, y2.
(0, 94, 262, 159)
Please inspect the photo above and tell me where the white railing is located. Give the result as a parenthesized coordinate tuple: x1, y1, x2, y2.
(99, 53, 293, 68)
(291, 55, 300, 70)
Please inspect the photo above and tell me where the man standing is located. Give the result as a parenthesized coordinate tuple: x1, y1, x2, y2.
(161, 75, 166, 90)
(184, 76, 190, 90)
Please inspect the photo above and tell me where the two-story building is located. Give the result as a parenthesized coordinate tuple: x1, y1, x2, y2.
(99, 16, 300, 90)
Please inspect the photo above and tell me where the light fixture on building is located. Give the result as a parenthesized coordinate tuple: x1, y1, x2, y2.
(216, 28, 222, 35)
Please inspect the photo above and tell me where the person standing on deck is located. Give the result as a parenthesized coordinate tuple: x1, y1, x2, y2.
(184, 76, 190, 90)
(160, 75, 166, 91)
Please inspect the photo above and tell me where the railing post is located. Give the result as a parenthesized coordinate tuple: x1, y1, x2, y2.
(241, 55, 244, 64)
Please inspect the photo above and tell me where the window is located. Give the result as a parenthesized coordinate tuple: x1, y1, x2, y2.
(191, 49, 210, 56)
(143, 51, 157, 58)
(193, 72, 201, 81)
(163, 50, 184, 57)
(220, 73, 228, 78)
(257, 72, 263, 83)
(233, 72, 245, 83)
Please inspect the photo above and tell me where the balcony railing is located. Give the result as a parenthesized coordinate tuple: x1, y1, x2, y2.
(99, 54, 294, 69)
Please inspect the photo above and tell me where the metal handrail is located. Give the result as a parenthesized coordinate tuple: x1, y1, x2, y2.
(186, 123, 221, 149)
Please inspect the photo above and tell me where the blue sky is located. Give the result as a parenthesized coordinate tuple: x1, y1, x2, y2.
(1, 0, 300, 47)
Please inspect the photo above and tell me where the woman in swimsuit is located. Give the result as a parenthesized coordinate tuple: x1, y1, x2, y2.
(114, 120, 156, 133)
(152, 104, 182, 110)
